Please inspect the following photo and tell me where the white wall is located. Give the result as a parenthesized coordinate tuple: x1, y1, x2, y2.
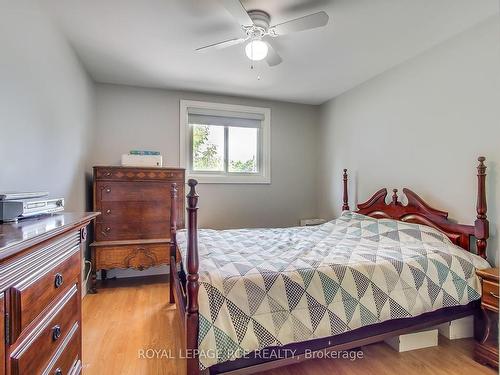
(92, 84, 320, 229)
(0, 3, 95, 212)
(0, 3, 97, 294)
(318, 16, 500, 265)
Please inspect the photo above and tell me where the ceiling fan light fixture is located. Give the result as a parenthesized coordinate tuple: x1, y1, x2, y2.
(195, 3, 329, 68)
(245, 39, 268, 61)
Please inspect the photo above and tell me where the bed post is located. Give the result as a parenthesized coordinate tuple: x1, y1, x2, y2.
(475, 156, 489, 259)
(169, 183, 178, 304)
(186, 179, 200, 375)
(342, 169, 350, 211)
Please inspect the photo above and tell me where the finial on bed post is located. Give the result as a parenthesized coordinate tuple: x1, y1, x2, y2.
(342, 169, 350, 211)
(169, 183, 178, 304)
(186, 179, 200, 375)
(475, 157, 489, 259)
(392, 189, 399, 205)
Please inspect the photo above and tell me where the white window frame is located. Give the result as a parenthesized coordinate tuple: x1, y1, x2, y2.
(180, 100, 271, 184)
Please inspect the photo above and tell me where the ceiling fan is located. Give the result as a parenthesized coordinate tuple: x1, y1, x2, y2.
(196, 0, 329, 66)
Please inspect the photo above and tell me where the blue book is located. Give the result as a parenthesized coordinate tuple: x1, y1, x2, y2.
(129, 150, 161, 155)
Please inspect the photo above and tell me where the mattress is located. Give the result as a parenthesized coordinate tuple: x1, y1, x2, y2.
(177, 211, 490, 369)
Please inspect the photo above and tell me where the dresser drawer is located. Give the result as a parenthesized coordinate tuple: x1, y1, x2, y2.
(96, 200, 184, 229)
(95, 221, 170, 241)
(95, 167, 184, 181)
(96, 201, 169, 223)
(10, 285, 79, 375)
(95, 243, 170, 270)
(482, 280, 499, 310)
(42, 322, 80, 375)
(9, 249, 80, 342)
(95, 222, 145, 241)
(0, 294, 4, 375)
(96, 181, 170, 202)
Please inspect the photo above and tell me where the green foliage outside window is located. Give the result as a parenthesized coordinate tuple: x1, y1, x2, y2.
(192, 125, 257, 173)
(229, 157, 256, 173)
(192, 125, 221, 170)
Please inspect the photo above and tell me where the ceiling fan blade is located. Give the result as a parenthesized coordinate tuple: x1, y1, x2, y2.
(264, 40, 282, 67)
(219, 0, 254, 26)
(196, 37, 246, 52)
(271, 11, 329, 35)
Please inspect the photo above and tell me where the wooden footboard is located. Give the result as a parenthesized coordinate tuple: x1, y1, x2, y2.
(170, 180, 201, 375)
(171, 258, 186, 327)
(169, 183, 178, 305)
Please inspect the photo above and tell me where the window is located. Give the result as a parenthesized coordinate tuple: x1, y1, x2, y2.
(180, 100, 271, 183)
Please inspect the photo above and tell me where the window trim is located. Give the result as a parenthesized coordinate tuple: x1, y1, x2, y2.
(179, 100, 271, 184)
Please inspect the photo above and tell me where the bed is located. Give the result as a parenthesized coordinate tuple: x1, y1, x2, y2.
(169, 157, 490, 375)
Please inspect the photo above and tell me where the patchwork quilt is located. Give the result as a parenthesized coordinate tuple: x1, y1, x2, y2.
(177, 211, 490, 369)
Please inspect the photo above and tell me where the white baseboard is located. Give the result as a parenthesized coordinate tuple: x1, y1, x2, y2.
(99, 265, 169, 279)
(81, 264, 168, 297)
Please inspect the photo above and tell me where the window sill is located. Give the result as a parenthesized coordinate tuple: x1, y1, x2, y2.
(186, 173, 271, 184)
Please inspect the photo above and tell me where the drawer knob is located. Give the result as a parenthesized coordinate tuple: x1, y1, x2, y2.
(105, 227, 111, 232)
(489, 291, 499, 299)
(54, 273, 64, 288)
(105, 172, 112, 176)
(54, 368, 62, 375)
(106, 209, 111, 214)
(52, 325, 62, 341)
(106, 188, 111, 193)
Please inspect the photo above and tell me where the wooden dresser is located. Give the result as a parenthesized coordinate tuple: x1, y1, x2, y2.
(90, 166, 185, 291)
(475, 267, 499, 368)
(0, 212, 98, 375)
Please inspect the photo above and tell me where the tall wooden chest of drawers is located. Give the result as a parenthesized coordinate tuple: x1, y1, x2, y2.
(0, 213, 98, 375)
(90, 166, 185, 291)
(475, 267, 499, 368)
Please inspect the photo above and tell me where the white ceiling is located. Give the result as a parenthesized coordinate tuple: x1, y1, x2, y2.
(41, 0, 498, 104)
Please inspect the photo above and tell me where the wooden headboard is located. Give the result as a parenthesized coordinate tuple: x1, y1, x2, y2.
(342, 157, 489, 259)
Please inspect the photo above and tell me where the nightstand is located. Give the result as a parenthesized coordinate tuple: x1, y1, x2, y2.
(475, 267, 499, 368)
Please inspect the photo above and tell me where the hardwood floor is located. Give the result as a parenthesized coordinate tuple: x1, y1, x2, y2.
(82, 277, 497, 375)
(82, 276, 185, 375)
